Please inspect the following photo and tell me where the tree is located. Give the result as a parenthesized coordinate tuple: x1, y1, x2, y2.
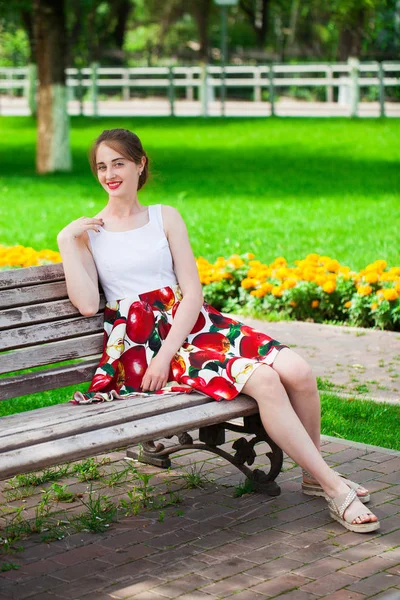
(34, 0, 71, 173)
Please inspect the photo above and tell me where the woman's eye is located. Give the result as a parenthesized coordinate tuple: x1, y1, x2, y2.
(115, 162, 124, 167)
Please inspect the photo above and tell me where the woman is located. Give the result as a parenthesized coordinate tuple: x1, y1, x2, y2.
(57, 128, 379, 534)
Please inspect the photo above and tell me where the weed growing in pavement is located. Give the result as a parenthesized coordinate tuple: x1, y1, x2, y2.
(233, 478, 256, 497)
(181, 462, 211, 489)
(72, 485, 117, 533)
(5, 465, 71, 489)
(49, 483, 76, 503)
(3, 486, 37, 502)
(158, 510, 165, 523)
(103, 466, 131, 488)
(72, 457, 110, 482)
(1, 562, 19, 572)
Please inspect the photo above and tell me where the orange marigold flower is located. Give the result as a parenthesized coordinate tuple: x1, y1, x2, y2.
(344, 300, 352, 308)
(271, 286, 283, 297)
(246, 253, 255, 259)
(289, 300, 297, 307)
(241, 278, 258, 289)
(322, 281, 336, 294)
(364, 272, 379, 284)
(357, 285, 373, 296)
(371, 302, 378, 310)
(395, 282, 400, 294)
(383, 288, 398, 302)
(311, 300, 320, 308)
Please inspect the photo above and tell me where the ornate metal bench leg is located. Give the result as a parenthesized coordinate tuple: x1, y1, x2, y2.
(126, 416, 283, 497)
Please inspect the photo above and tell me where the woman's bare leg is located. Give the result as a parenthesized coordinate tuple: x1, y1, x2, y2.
(241, 364, 377, 525)
(271, 348, 369, 497)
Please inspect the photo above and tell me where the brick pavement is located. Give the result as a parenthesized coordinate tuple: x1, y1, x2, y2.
(0, 434, 399, 600)
(227, 319, 400, 404)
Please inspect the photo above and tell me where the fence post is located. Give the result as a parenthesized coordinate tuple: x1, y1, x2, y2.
(168, 66, 175, 116)
(254, 66, 261, 102)
(348, 57, 359, 118)
(90, 62, 98, 117)
(77, 68, 84, 116)
(123, 68, 130, 101)
(200, 63, 209, 117)
(378, 62, 386, 118)
(326, 64, 333, 103)
(27, 63, 37, 116)
(186, 68, 193, 101)
(269, 63, 275, 116)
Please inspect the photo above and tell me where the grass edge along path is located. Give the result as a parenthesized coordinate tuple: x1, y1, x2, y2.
(0, 383, 399, 452)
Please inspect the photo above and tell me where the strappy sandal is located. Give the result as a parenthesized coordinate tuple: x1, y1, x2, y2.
(302, 469, 370, 503)
(325, 488, 380, 533)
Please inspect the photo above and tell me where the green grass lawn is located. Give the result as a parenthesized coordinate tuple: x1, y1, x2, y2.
(0, 116, 399, 268)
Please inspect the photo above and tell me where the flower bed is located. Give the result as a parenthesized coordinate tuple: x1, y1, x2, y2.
(2, 244, 399, 331)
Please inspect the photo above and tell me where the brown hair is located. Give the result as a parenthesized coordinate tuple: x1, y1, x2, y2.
(89, 129, 149, 191)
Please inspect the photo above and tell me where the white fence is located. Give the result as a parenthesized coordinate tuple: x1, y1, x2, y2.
(1, 60, 399, 118)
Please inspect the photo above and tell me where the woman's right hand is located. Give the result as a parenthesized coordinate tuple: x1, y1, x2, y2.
(57, 216, 104, 242)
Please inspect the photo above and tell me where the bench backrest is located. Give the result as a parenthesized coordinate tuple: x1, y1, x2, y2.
(0, 264, 105, 401)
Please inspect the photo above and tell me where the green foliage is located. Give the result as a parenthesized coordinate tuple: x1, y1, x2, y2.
(233, 478, 256, 497)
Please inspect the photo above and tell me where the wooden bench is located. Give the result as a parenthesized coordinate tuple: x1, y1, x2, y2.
(0, 264, 283, 495)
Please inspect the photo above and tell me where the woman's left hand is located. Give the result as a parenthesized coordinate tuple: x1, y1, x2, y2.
(140, 353, 172, 392)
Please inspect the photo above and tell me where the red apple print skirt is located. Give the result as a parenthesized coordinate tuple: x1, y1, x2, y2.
(71, 284, 289, 404)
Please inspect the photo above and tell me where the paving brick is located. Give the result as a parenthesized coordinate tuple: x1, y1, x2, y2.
(320, 592, 367, 600)
(97, 576, 165, 599)
(98, 558, 156, 582)
(96, 543, 157, 565)
(335, 542, 392, 564)
(387, 565, 400, 576)
(177, 593, 219, 600)
(286, 541, 344, 563)
(284, 528, 331, 548)
(340, 555, 399, 578)
(221, 592, 265, 600)
(149, 574, 211, 598)
(96, 529, 151, 549)
(250, 573, 311, 596)
(367, 591, 400, 600)
(300, 571, 358, 595)
(237, 541, 298, 564)
(200, 572, 261, 597)
(346, 572, 400, 596)
(244, 556, 306, 580)
(190, 530, 241, 550)
(198, 557, 259, 581)
(50, 543, 109, 566)
(272, 592, 321, 600)
(293, 557, 350, 578)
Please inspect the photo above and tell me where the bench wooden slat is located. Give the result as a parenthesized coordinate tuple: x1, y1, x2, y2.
(0, 334, 102, 375)
(0, 299, 80, 328)
(0, 393, 212, 452)
(0, 396, 258, 479)
(0, 359, 99, 400)
(0, 387, 150, 429)
(0, 264, 65, 290)
(0, 281, 69, 310)
(0, 314, 104, 352)
(0, 297, 106, 329)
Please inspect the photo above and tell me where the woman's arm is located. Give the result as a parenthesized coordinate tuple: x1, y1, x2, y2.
(57, 217, 103, 316)
(140, 205, 204, 391)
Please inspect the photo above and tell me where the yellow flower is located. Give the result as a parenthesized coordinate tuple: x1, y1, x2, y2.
(271, 286, 283, 297)
(344, 300, 352, 308)
(250, 289, 265, 297)
(241, 278, 257, 289)
(325, 259, 340, 273)
(395, 282, 400, 294)
(261, 282, 273, 293)
(371, 302, 378, 310)
(246, 253, 255, 259)
(383, 288, 398, 302)
(364, 272, 379, 284)
(322, 281, 336, 294)
(289, 300, 297, 307)
(357, 285, 373, 296)
(311, 300, 320, 308)
(283, 279, 297, 289)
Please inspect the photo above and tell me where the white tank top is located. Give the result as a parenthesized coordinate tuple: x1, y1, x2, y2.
(87, 204, 178, 302)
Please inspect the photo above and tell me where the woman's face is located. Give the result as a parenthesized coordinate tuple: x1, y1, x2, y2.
(95, 142, 142, 197)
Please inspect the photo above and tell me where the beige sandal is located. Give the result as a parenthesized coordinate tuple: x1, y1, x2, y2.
(325, 488, 380, 533)
(302, 469, 370, 503)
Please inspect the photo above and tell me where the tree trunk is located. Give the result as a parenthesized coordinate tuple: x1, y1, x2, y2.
(34, 0, 72, 173)
(192, 0, 211, 62)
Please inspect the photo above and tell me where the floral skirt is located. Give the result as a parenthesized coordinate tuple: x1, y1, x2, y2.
(72, 284, 290, 404)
